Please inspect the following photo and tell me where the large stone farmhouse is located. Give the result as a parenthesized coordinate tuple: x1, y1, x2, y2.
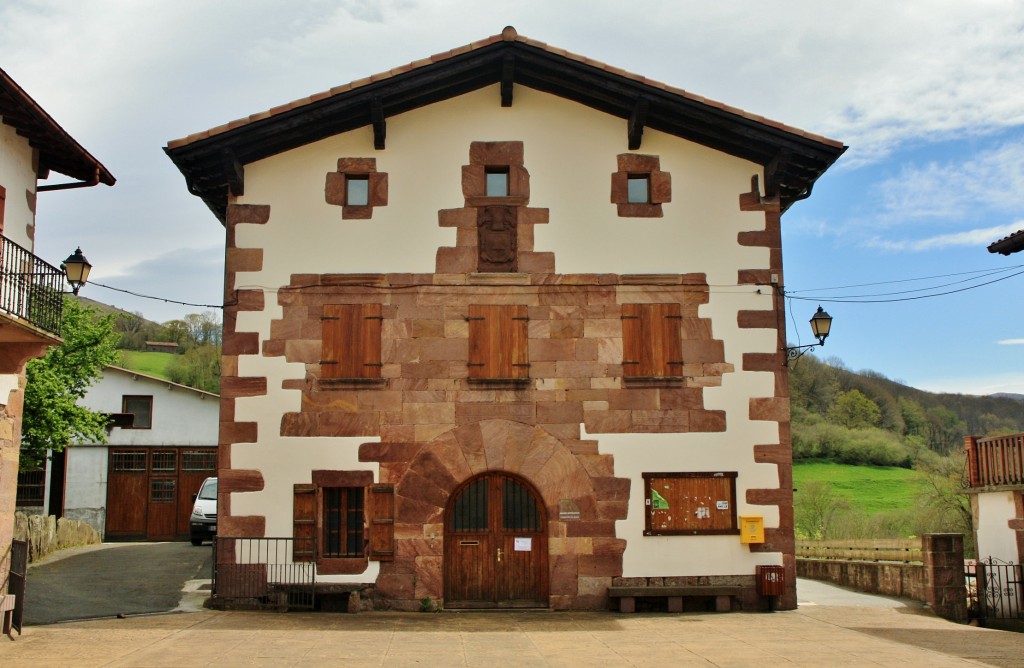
(165, 28, 844, 611)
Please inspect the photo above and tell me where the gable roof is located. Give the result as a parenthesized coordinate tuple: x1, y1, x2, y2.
(0, 66, 115, 187)
(165, 27, 845, 223)
(104, 365, 219, 400)
(988, 229, 1024, 256)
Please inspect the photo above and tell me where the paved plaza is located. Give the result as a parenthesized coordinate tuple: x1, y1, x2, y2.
(3, 600, 1023, 667)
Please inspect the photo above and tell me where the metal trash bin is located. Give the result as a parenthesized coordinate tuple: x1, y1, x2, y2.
(756, 565, 785, 611)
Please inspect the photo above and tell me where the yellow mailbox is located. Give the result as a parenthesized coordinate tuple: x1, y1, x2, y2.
(739, 515, 765, 544)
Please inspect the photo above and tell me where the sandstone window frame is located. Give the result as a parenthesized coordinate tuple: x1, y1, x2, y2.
(325, 157, 388, 219)
(611, 154, 671, 217)
(643, 471, 739, 536)
(293, 471, 394, 573)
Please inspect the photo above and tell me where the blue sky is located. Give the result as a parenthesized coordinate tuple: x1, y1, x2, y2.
(3, 1, 1024, 395)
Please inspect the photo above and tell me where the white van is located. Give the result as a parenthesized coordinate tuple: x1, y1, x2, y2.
(190, 477, 217, 545)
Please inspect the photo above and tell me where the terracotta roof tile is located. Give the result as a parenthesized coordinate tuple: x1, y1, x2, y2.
(166, 27, 844, 151)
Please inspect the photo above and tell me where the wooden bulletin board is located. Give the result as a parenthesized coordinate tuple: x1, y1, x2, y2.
(642, 472, 739, 535)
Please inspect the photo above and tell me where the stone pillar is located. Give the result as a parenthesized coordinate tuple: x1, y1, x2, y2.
(922, 533, 967, 622)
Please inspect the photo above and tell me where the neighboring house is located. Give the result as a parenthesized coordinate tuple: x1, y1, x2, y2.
(144, 341, 180, 354)
(165, 28, 844, 610)
(21, 366, 219, 540)
(964, 433, 1023, 564)
(0, 67, 114, 585)
(974, 232, 1024, 565)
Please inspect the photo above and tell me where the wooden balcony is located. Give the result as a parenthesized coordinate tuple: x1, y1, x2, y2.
(965, 434, 1024, 488)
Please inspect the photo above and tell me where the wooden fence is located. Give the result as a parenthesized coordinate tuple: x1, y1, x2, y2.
(796, 539, 921, 563)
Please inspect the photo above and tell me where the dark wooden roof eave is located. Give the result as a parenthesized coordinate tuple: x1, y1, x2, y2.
(988, 230, 1024, 256)
(165, 39, 845, 224)
(0, 68, 115, 187)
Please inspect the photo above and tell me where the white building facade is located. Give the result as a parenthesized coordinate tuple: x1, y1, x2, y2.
(166, 29, 844, 610)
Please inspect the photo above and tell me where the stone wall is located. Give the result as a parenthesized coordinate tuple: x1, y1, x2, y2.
(797, 533, 967, 622)
(13, 512, 101, 563)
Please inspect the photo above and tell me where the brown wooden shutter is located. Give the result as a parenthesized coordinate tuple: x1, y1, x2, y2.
(468, 304, 528, 380)
(322, 304, 382, 379)
(651, 303, 682, 377)
(293, 483, 316, 562)
(622, 303, 682, 378)
(367, 484, 394, 561)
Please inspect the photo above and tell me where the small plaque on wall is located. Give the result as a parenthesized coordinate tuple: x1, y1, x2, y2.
(558, 499, 581, 521)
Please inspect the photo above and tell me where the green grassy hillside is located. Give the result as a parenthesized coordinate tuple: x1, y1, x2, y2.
(117, 351, 176, 380)
(793, 460, 924, 516)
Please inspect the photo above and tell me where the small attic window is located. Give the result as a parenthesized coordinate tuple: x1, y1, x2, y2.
(346, 176, 369, 206)
(627, 175, 650, 204)
(485, 168, 509, 197)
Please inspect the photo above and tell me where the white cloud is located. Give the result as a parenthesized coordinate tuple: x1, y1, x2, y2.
(998, 339, 1024, 346)
(866, 222, 1024, 252)
(877, 142, 1024, 222)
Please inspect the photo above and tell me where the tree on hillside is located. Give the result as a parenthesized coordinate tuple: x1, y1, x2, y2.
(21, 299, 120, 467)
(795, 480, 850, 539)
(829, 389, 882, 430)
(168, 343, 221, 393)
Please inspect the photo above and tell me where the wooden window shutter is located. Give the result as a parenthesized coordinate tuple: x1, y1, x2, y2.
(293, 483, 317, 562)
(622, 303, 682, 378)
(322, 303, 382, 379)
(367, 484, 395, 561)
(468, 304, 528, 380)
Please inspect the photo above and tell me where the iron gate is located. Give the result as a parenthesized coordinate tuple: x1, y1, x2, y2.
(212, 537, 316, 609)
(966, 557, 1023, 622)
(3, 539, 27, 636)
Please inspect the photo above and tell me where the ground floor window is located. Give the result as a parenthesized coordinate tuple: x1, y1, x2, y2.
(322, 487, 365, 558)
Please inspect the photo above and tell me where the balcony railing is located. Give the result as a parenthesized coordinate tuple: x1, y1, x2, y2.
(965, 433, 1024, 488)
(0, 235, 64, 336)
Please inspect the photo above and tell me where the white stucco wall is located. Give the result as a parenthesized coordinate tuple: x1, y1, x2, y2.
(63, 444, 108, 534)
(79, 367, 219, 446)
(975, 490, 1020, 563)
(0, 118, 37, 251)
(229, 84, 783, 578)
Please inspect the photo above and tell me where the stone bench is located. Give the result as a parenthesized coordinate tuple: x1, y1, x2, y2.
(607, 585, 744, 613)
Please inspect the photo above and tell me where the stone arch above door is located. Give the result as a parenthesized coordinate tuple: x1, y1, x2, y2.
(375, 419, 629, 610)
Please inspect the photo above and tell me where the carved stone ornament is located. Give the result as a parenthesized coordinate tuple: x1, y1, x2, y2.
(477, 205, 517, 272)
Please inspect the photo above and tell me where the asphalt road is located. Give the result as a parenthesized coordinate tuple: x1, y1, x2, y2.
(24, 541, 212, 624)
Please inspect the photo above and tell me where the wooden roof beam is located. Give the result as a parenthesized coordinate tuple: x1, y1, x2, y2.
(372, 97, 386, 150)
(628, 97, 649, 150)
(501, 53, 515, 107)
(223, 150, 244, 197)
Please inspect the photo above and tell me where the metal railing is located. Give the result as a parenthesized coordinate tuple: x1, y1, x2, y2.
(0, 235, 65, 335)
(966, 557, 1023, 622)
(212, 537, 316, 610)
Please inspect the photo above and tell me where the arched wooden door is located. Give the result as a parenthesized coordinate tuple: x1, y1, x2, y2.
(444, 472, 548, 608)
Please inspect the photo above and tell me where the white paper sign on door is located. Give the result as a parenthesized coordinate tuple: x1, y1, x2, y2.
(514, 537, 532, 551)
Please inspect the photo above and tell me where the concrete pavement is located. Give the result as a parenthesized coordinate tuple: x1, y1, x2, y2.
(23, 541, 212, 624)
(2, 581, 1022, 667)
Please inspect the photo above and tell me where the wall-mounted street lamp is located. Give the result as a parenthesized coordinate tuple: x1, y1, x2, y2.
(784, 306, 833, 364)
(61, 247, 92, 295)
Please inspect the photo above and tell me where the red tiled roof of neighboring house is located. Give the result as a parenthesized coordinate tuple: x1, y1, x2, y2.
(0, 66, 115, 186)
(988, 229, 1024, 256)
